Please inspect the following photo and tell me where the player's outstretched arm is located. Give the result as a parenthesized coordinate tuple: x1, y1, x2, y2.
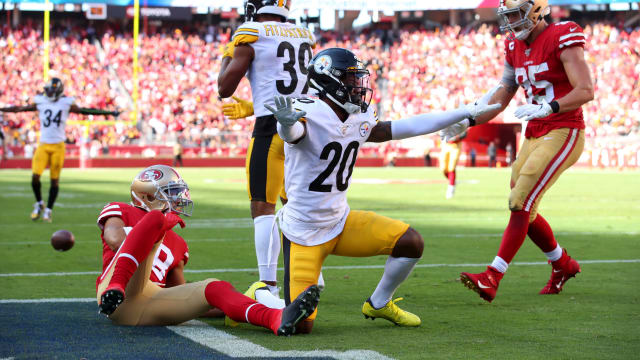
(367, 86, 502, 143)
(266, 96, 307, 144)
(70, 104, 119, 117)
(473, 83, 518, 125)
(556, 46, 594, 112)
(0, 104, 37, 113)
(222, 96, 254, 119)
(218, 45, 254, 98)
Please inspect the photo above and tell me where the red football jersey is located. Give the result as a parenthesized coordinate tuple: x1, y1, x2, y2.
(504, 21, 587, 137)
(96, 202, 189, 289)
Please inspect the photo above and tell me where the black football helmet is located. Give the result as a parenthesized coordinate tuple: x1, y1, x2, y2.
(307, 48, 372, 114)
(44, 78, 64, 101)
(244, 0, 290, 22)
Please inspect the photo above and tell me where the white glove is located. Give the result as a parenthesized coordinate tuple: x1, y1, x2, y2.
(514, 101, 553, 121)
(440, 119, 469, 143)
(264, 96, 306, 127)
(463, 85, 503, 119)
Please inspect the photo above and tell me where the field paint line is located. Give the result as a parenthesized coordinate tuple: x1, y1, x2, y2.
(0, 298, 95, 304)
(167, 320, 394, 360)
(2, 231, 637, 246)
(1, 259, 638, 278)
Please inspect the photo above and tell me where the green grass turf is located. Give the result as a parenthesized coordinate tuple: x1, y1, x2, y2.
(1, 167, 639, 359)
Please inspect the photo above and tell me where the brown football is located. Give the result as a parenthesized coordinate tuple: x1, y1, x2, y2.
(51, 230, 75, 251)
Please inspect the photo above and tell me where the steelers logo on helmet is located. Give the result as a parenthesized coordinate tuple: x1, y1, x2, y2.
(307, 48, 373, 115)
(314, 55, 333, 74)
(131, 165, 194, 217)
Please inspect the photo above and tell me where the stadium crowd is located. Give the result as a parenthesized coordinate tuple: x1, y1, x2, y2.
(1, 19, 638, 163)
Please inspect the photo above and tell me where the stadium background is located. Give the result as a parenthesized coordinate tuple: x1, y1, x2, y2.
(0, 0, 638, 169)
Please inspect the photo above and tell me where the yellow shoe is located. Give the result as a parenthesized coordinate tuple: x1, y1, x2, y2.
(224, 281, 269, 327)
(362, 297, 421, 327)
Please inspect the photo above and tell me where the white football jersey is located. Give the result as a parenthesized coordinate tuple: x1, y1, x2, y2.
(34, 95, 74, 144)
(279, 98, 378, 246)
(231, 21, 315, 118)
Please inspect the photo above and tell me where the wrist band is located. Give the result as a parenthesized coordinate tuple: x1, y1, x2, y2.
(468, 118, 476, 127)
(549, 101, 560, 113)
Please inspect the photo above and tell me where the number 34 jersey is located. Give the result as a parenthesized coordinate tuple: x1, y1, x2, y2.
(504, 21, 586, 137)
(232, 21, 315, 118)
(280, 99, 377, 246)
(33, 95, 74, 144)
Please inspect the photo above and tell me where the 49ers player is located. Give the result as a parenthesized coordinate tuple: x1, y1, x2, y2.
(441, 0, 594, 302)
(96, 165, 319, 335)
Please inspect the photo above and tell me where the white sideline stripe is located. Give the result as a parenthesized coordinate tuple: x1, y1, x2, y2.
(1, 259, 638, 278)
(1, 231, 637, 246)
(0, 298, 95, 304)
(167, 320, 394, 360)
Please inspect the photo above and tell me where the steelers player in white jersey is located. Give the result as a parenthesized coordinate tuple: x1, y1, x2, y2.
(217, 0, 319, 296)
(0, 78, 119, 222)
(264, 48, 502, 333)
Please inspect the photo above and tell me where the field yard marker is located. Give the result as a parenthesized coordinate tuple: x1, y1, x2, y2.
(1, 259, 638, 278)
(167, 320, 393, 360)
(0, 298, 95, 304)
(1, 231, 636, 246)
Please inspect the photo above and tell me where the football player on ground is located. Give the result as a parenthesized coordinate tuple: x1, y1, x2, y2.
(96, 165, 319, 335)
(0, 78, 119, 223)
(217, 0, 322, 297)
(440, 0, 593, 302)
(439, 129, 467, 199)
(265, 48, 501, 333)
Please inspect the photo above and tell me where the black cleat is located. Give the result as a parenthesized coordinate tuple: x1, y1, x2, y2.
(277, 285, 320, 336)
(99, 288, 125, 316)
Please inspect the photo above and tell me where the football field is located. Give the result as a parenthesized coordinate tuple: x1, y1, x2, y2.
(1, 167, 639, 359)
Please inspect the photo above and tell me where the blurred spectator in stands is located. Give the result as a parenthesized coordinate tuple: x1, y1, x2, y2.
(173, 139, 184, 167)
(488, 142, 497, 168)
(470, 147, 477, 167)
(506, 142, 514, 166)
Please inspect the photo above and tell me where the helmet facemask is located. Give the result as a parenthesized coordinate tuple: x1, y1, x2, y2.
(310, 58, 373, 114)
(155, 180, 194, 217)
(498, 0, 548, 41)
(130, 165, 194, 217)
(44, 78, 64, 101)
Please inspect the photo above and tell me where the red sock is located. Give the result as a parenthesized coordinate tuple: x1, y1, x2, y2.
(448, 170, 456, 185)
(107, 210, 166, 291)
(527, 214, 557, 252)
(205, 281, 282, 334)
(497, 210, 531, 263)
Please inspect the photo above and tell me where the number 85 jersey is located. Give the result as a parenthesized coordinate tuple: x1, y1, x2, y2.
(280, 99, 377, 246)
(504, 21, 586, 137)
(232, 21, 315, 118)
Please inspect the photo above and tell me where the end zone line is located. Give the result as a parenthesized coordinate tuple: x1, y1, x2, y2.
(0, 259, 638, 278)
(167, 320, 394, 360)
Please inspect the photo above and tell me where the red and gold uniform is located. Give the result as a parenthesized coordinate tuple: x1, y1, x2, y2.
(504, 21, 586, 221)
(97, 202, 189, 289)
(96, 202, 212, 326)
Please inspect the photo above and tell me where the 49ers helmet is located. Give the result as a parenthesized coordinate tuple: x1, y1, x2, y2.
(130, 165, 193, 217)
(44, 78, 64, 101)
(244, 0, 290, 22)
(307, 48, 372, 114)
(498, 0, 550, 41)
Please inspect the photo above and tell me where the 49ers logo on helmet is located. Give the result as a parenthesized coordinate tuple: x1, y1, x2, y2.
(140, 169, 163, 181)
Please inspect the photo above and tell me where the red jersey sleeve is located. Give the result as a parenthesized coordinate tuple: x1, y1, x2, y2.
(180, 236, 189, 266)
(555, 21, 586, 54)
(97, 202, 127, 230)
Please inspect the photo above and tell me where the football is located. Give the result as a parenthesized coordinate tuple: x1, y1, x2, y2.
(51, 230, 75, 252)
